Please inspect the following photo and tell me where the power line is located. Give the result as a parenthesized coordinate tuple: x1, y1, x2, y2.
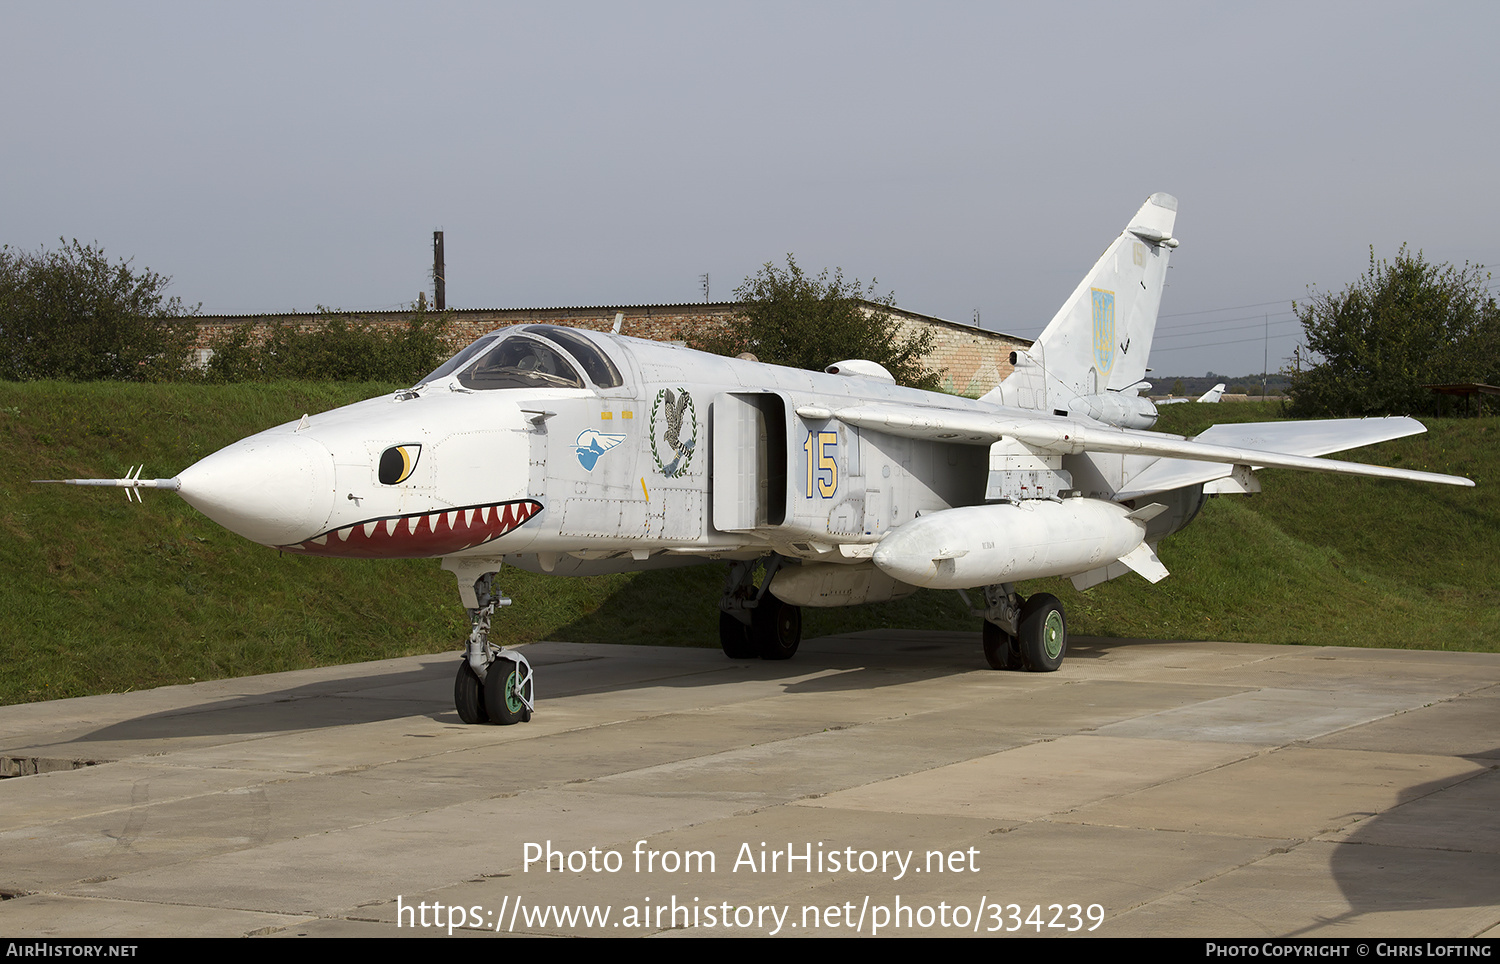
(1152, 332, 1304, 354)
(1155, 317, 1301, 342)
(1159, 298, 1292, 319)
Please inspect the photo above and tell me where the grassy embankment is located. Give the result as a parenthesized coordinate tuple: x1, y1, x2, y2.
(2, 382, 1494, 705)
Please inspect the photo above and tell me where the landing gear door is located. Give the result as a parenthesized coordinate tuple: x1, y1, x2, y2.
(711, 392, 787, 532)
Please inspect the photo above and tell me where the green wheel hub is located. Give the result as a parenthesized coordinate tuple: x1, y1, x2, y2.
(503, 669, 523, 714)
(1017, 592, 1067, 672)
(483, 656, 531, 725)
(1043, 611, 1064, 660)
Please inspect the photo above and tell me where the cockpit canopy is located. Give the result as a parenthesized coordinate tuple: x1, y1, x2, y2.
(414, 324, 623, 391)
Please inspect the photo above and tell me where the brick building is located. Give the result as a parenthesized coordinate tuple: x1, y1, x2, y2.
(193, 302, 1030, 397)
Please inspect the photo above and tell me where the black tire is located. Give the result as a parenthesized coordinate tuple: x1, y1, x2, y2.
(1018, 592, 1067, 672)
(454, 660, 489, 725)
(719, 611, 758, 659)
(751, 592, 801, 660)
(484, 657, 531, 725)
(982, 619, 1022, 670)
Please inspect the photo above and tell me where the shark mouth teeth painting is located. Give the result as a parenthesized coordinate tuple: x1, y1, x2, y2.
(281, 499, 543, 558)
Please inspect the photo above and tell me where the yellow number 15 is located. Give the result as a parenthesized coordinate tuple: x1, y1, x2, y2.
(805, 431, 838, 498)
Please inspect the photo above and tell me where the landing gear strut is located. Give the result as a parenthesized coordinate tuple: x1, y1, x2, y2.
(446, 564, 535, 725)
(719, 557, 802, 661)
(963, 584, 1068, 672)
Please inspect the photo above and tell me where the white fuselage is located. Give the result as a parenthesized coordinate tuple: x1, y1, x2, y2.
(177, 330, 1014, 573)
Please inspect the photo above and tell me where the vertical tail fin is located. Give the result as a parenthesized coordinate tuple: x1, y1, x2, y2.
(986, 193, 1178, 412)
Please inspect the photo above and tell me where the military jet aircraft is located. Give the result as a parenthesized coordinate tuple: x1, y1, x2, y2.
(1159, 383, 1227, 405)
(46, 193, 1473, 725)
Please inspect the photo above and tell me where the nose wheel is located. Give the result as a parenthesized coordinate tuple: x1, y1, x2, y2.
(454, 661, 489, 724)
(447, 564, 536, 725)
(484, 656, 533, 725)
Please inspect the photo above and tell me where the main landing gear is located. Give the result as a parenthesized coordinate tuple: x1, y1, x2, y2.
(966, 584, 1068, 672)
(719, 557, 803, 661)
(449, 566, 534, 725)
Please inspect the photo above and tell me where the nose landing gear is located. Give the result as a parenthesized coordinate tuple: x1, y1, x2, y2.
(446, 562, 535, 725)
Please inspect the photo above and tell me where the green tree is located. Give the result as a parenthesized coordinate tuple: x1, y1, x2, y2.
(0, 240, 199, 381)
(205, 306, 452, 383)
(694, 255, 941, 390)
(1288, 246, 1500, 416)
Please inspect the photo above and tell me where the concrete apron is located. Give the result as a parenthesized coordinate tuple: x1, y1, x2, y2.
(0, 633, 1496, 938)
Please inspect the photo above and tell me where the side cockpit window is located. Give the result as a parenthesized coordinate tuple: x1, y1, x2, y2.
(457, 335, 584, 390)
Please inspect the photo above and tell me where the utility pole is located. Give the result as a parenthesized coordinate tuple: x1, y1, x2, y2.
(433, 231, 446, 310)
(1262, 311, 1269, 397)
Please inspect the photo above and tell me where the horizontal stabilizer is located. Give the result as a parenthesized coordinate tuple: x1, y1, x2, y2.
(1118, 417, 1442, 498)
(1193, 417, 1428, 457)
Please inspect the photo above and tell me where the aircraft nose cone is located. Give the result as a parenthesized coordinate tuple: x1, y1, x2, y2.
(176, 432, 336, 546)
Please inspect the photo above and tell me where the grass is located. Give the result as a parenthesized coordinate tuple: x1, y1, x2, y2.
(2, 385, 1494, 706)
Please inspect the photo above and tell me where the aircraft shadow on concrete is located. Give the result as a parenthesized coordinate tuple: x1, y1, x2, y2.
(51, 632, 1159, 750)
(1315, 754, 1500, 931)
(47, 657, 460, 749)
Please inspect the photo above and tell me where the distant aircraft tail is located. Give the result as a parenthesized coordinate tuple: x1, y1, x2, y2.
(985, 193, 1178, 416)
(1197, 383, 1226, 403)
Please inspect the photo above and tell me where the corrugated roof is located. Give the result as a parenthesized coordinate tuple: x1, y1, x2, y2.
(193, 300, 1030, 343)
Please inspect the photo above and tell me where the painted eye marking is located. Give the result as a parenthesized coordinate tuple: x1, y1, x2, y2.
(378, 444, 421, 485)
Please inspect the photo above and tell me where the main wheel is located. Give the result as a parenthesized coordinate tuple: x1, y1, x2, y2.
(454, 661, 489, 725)
(719, 611, 758, 659)
(751, 592, 801, 660)
(1018, 592, 1067, 672)
(982, 619, 1022, 670)
(484, 657, 532, 725)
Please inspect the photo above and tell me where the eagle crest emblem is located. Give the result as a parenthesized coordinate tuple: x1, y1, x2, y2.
(649, 388, 697, 478)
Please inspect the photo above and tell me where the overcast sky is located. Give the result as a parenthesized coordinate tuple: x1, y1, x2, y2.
(5, 1, 1496, 377)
